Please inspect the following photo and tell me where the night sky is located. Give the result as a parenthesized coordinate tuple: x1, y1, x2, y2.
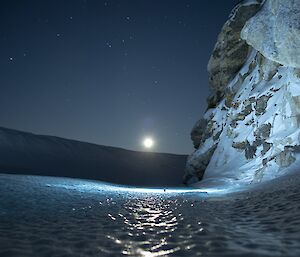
(0, 0, 240, 154)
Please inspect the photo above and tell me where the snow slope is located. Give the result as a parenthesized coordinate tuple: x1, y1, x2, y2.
(0, 127, 187, 187)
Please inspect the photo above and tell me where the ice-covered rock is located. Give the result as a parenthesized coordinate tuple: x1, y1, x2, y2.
(207, 0, 262, 105)
(185, 0, 300, 187)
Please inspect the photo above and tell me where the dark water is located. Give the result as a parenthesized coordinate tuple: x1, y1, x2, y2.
(1, 174, 300, 257)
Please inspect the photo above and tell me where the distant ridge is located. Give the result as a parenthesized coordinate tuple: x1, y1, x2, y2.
(0, 127, 187, 187)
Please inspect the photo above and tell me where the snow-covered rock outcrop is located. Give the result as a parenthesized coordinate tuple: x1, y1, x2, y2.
(184, 0, 300, 187)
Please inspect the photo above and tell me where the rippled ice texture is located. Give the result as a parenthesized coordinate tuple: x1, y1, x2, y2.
(1, 174, 300, 257)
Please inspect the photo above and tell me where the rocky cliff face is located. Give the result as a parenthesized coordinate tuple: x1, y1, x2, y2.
(184, 0, 300, 187)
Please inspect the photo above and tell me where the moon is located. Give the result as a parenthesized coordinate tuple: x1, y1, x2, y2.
(143, 137, 154, 149)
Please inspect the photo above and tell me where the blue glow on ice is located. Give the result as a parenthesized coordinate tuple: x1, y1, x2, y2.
(47, 179, 231, 195)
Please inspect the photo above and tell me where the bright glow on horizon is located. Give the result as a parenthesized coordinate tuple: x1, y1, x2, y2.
(50, 181, 229, 195)
(143, 137, 154, 149)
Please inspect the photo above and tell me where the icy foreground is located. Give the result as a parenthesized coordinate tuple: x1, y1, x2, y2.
(1, 173, 300, 256)
(184, 0, 300, 187)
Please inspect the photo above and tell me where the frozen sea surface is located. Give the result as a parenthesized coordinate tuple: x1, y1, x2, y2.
(1, 173, 300, 257)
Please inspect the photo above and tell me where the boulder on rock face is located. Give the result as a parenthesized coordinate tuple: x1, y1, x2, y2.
(207, 0, 262, 99)
(241, 0, 300, 68)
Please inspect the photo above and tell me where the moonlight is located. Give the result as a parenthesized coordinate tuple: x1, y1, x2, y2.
(143, 137, 154, 149)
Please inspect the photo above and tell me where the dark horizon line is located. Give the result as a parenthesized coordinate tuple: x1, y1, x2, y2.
(0, 125, 189, 156)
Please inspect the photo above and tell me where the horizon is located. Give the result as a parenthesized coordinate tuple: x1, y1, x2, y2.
(0, 125, 189, 155)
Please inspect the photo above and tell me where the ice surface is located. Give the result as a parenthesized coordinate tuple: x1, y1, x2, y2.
(1, 173, 300, 256)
